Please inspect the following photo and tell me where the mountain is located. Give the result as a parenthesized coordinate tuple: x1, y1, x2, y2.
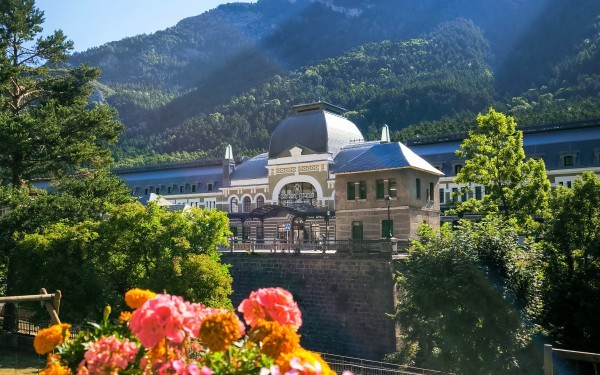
(62, 0, 600, 165)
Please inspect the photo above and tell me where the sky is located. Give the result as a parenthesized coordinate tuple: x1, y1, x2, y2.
(35, 0, 257, 52)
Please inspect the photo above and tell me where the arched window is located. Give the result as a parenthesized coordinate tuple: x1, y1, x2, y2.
(243, 196, 251, 213)
(256, 195, 265, 208)
(230, 197, 238, 213)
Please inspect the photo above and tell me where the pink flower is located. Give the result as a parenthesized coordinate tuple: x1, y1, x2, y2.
(238, 288, 302, 330)
(156, 360, 210, 375)
(77, 336, 138, 374)
(129, 293, 207, 348)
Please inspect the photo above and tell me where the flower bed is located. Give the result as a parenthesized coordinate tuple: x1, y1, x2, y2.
(34, 287, 348, 375)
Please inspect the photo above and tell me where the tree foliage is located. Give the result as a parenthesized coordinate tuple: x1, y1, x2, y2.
(0, 0, 123, 187)
(392, 220, 543, 374)
(543, 172, 600, 352)
(10, 202, 233, 324)
(454, 108, 551, 230)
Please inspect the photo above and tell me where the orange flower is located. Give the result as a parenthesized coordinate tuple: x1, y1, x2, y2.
(198, 310, 244, 352)
(119, 311, 132, 323)
(34, 324, 71, 355)
(125, 288, 156, 309)
(40, 355, 70, 375)
(249, 320, 300, 359)
(277, 348, 335, 375)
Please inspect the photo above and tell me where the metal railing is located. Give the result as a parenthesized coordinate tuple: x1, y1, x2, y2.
(219, 239, 409, 255)
(321, 353, 447, 375)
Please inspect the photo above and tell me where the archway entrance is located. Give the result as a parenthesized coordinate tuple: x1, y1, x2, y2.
(278, 182, 318, 207)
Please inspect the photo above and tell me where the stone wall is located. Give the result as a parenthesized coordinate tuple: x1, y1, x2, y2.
(222, 253, 397, 360)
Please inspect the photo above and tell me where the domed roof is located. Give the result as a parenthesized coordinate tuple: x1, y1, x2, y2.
(268, 102, 364, 159)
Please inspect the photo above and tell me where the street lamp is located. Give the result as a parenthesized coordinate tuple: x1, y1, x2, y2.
(385, 195, 392, 239)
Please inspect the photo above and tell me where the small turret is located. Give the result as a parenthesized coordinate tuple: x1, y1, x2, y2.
(380, 124, 390, 143)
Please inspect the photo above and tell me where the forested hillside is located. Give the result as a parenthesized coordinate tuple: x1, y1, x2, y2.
(114, 20, 495, 165)
(60, 0, 600, 166)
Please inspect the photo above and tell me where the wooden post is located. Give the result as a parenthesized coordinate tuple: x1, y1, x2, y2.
(544, 344, 553, 375)
(40, 288, 61, 325)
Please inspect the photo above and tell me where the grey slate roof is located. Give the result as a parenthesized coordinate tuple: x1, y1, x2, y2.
(332, 141, 444, 175)
(230, 153, 269, 180)
(409, 121, 600, 176)
(268, 102, 364, 159)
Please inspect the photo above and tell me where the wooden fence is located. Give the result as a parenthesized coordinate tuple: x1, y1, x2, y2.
(544, 344, 600, 375)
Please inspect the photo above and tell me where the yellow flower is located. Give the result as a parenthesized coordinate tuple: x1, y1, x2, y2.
(198, 311, 244, 352)
(249, 320, 300, 359)
(277, 348, 335, 375)
(125, 288, 156, 309)
(34, 324, 71, 355)
(119, 311, 132, 324)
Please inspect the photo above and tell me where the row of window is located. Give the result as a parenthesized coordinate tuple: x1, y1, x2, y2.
(140, 183, 213, 196)
(347, 178, 435, 202)
(439, 186, 484, 204)
(352, 220, 394, 239)
(230, 196, 265, 213)
(347, 179, 397, 200)
(445, 153, 599, 176)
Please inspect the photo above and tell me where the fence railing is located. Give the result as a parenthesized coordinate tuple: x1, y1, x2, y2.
(219, 239, 409, 255)
(544, 344, 600, 375)
(321, 353, 447, 375)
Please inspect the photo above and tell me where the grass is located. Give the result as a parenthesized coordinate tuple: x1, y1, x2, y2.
(0, 349, 44, 375)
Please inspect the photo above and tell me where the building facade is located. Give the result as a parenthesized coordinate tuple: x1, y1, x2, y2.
(113, 104, 600, 240)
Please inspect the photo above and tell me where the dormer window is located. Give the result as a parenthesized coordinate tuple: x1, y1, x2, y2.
(191, 185, 197, 193)
(563, 155, 573, 167)
(454, 164, 463, 175)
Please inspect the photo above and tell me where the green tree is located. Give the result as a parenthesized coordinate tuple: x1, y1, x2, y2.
(392, 219, 543, 374)
(0, 0, 123, 330)
(11, 202, 233, 324)
(454, 108, 551, 230)
(543, 171, 600, 351)
(0, 0, 123, 187)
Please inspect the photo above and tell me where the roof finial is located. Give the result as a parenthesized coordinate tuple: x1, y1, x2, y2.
(224, 144, 233, 160)
(381, 124, 390, 143)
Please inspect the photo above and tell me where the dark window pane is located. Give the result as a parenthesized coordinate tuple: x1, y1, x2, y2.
(347, 182, 355, 200)
(376, 179, 385, 199)
(359, 181, 367, 199)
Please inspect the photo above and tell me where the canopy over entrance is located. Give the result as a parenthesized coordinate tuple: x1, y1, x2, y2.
(228, 204, 334, 222)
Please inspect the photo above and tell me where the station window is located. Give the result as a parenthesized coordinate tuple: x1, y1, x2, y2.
(257, 196, 265, 208)
(475, 186, 482, 200)
(359, 181, 367, 199)
(381, 220, 394, 238)
(454, 164, 463, 175)
(243, 196, 251, 213)
(352, 221, 363, 240)
(376, 179, 385, 199)
(389, 178, 397, 197)
(347, 182, 356, 200)
(429, 182, 434, 201)
(439, 189, 445, 203)
(563, 155, 574, 167)
(416, 178, 421, 199)
(230, 198, 238, 213)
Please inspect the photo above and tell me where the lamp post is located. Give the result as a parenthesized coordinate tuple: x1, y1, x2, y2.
(385, 195, 392, 239)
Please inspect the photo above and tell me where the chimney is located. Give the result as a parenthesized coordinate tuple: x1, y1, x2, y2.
(223, 144, 235, 187)
(380, 124, 391, 143)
